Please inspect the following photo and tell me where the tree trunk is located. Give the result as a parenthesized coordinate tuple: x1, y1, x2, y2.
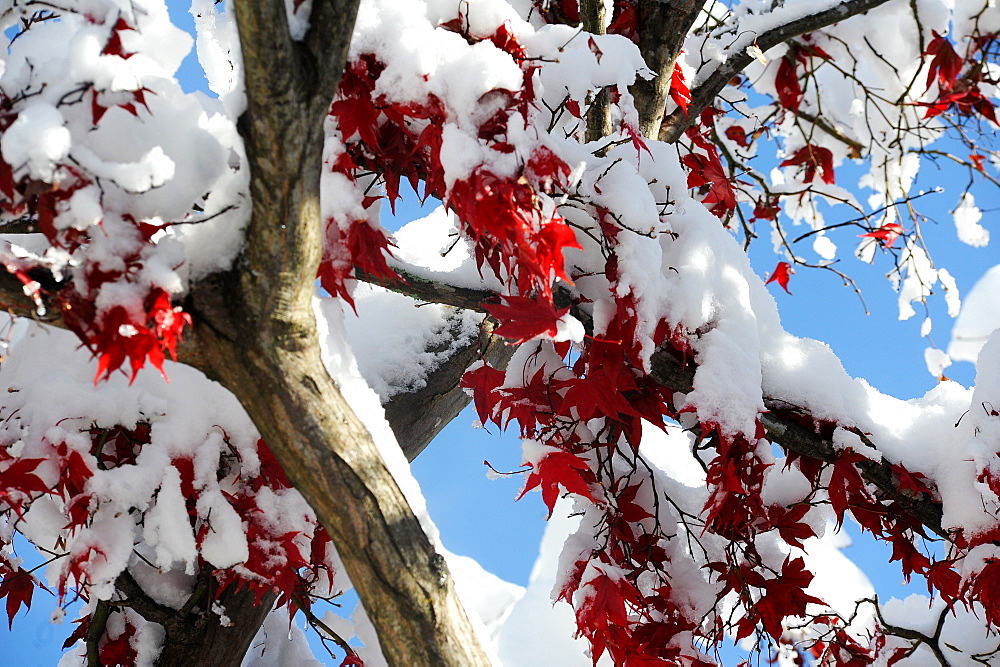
(179, 1, 493, 663)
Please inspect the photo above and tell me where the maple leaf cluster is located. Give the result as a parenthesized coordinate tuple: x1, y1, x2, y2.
(326, 20, 581, 331)
(458, 232, 979, 664)
(0, 15, 193, 384)
(0, 419, 340, 660)
(682, 109, 739, 219)
(917, 30, 999, 124)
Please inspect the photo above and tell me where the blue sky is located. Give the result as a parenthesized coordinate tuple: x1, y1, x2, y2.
(3, 1, 998, 664)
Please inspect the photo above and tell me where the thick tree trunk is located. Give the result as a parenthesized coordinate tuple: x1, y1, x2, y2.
(180, 1, 492, 664)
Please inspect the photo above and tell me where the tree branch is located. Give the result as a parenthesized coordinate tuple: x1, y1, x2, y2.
(384, 315, 516, 461)
(633, 0, 707, 138)
(0, 266, 64, 326)
(582, 0, 612, 141)
(361, 271, 948, 539)
(658, 0, 894, 143)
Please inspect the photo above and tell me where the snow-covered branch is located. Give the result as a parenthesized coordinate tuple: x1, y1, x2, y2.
(659, 0, 894, 142)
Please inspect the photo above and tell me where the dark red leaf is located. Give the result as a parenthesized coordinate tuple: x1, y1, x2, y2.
(0, 567, 36, 630)
(517, 450, 597, 516)
(780, 145, 835, 184)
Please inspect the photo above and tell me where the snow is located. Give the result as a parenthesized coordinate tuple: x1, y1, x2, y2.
(949, 264, 1000, 363)
(141, 467, 198, 574)
(954, 192, 989, 247)
(1, 102, 71, 182)
(496, 498, 603, 665)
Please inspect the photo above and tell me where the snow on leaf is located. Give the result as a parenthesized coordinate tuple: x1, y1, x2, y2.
(517, 449, 597, 517)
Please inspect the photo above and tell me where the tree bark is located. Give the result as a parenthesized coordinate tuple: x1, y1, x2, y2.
(632, 0, 707, 138)
(581, 0, 612, 142)
(180, 0, 492, 664)
(114, 569, 276, 667)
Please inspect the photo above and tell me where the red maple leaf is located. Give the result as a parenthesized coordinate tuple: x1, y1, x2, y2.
(725, 125, 749, 147)
(775, 55, 804, 112)
(753, 557, 825, 640)
(890, 462, 934, 497)
(767, 503, 815, 549)
(483, 294, 569, 343)
(346, 220, 399, 285)
(0, 567, 39, 630)
(681, 150, 737, 217)
(559, 376, 633, 422)
(924, 31, 963, 93)
(967, 557, 1000, 625)
(827, 449, 870, 527)
(670, 61, 691, 114)
(607, 1, 638, 42)
(460, 362, 506, 427)
(860, 222, 904, 248)
(588, 36, 603, 64)
(615, 482, 654, 523)
(780, 144, 835, 184)
(774, 41, 833, 112)
(752, 196, 781, 221)
(518, 450, 597, 516)
(765, 261, 793, 294)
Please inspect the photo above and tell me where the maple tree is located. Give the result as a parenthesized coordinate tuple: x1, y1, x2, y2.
(0, 0, 999, 665)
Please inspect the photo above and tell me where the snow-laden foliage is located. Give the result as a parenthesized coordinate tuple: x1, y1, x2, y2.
(1, 0, 1000, 664)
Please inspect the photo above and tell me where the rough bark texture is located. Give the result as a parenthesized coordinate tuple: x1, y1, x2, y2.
(386, 315, 516, 461)
(582, 0, 613, 142)
(179, 1, 491, 664)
